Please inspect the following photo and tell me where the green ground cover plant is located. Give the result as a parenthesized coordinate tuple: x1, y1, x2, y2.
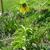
(0, 0, 50, 50)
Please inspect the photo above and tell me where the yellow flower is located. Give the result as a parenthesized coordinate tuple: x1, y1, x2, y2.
(19, 3, 30, 14)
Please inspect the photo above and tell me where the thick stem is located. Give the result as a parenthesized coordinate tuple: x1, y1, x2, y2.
(1, 0, 4, 14)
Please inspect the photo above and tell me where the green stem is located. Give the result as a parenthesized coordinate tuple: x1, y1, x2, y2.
(1, 0, 4, 14)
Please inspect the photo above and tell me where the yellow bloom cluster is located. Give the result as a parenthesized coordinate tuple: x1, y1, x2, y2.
(19, 3, 30, 14)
